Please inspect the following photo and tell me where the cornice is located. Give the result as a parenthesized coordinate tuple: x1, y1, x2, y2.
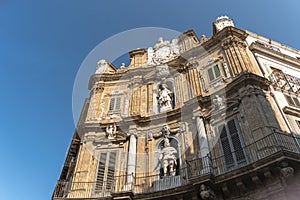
(249, 42, 300, 69)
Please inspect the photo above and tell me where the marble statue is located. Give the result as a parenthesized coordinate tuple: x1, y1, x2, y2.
(106, 123, 116, 139)
(159, 137, 177, 176)
(158, 84, 173, 110)
(95, 59, 108, 74)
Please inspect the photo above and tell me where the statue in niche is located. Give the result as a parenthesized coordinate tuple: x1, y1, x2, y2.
(199, 184, 216, 200)
(157, 84, 173, 111)
(158, 137, 178, 176)
(106, 123, 116, 140)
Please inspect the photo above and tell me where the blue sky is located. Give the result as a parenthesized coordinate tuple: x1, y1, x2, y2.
(0, 0, 300, 199)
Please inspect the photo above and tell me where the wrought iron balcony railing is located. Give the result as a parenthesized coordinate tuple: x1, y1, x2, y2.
(269, 70, 300, 93)
(187, 130, 300, 178)
(53, 130, 300, 199)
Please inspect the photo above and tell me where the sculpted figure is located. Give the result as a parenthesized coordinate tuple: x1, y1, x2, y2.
(159, 137, 177, 176)
(212, 95, 224, 110)
(158, 84, 173, 109)
(199, 184, 216, 200)
(106, 123, 116, 139)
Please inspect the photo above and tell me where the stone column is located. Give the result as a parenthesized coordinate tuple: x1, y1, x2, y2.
(196, 116, 210, 173)
(127, 133, 137, 186)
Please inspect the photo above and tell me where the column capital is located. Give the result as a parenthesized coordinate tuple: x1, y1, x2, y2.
(127, 130, 138, 138)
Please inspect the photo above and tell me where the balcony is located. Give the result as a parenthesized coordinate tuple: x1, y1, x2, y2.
(188, 130, 300, 179)
(53, 130, 300, 199)
(269, 70, 300, 93)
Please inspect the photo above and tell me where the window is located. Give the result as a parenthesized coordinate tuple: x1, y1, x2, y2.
(284, 94, 300, 107)
(109, 97, 121, 112)
(95, 151, 117, 194)
(296, 120, 300, 130)
(207, 64, 221, 82)
(219, 118, 246, 170)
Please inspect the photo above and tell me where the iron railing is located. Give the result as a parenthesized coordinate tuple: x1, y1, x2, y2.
(199, 130, 300, 177)
(53, 130, 300, 199)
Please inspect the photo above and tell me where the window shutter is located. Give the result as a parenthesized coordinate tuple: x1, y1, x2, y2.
(109, 98, 115, 111)
(115, 98, 121, 111)
(95, 153, 107, 192)
(220, 126, 234, 167)
(106, 152, 116, 190)
(228, 119, 245, 162)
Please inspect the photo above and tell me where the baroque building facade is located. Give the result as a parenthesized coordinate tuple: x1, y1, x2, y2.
(53, 16, 300, 200)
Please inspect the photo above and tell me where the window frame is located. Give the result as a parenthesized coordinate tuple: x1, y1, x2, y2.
(284, 94, 300, 108)
(206, 64, 221, 82)
(108, 96, 122, 113)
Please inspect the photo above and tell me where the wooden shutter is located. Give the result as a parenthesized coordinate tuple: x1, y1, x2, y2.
(220, 126, 234, 167)
(115, 97, 121, 111)
(106, 152, 116, 190)
(95, 151, 117, 193)
(109, 98, 115, 111)
(95, 153, 107, 192)
(228, 119, 245, 163)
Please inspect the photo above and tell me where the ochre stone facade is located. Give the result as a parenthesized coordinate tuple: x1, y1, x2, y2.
(53, 16, 300, 200)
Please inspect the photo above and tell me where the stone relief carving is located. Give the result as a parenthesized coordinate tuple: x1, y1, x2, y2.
(157, 84, 173, 112)
(199, 184, 216, 200)
(280, 162, 294, 179)
(147, 37, 180, 65)
(178, 123, 186, 133)
(156, 65, 170, 79)
(161, 124, 171, 137)
(95, 59, 108, 74)
(106, 123, 117, 140)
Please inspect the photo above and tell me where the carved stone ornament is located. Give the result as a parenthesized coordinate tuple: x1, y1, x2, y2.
(106, 123, 117, 140)
(156, 65, 170, 79)
(147, 37, 180, 65)
(280, 162, 294, 179)
(212, 95, 225, 110)
(95, 59, 108, 74)
(199, 184, 216, 200)
(179, 123, 186, 133)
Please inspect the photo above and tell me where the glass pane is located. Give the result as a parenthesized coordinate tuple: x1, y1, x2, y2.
(285, 95, 294, 106)
(293, 97, 300, 107)
(213, 64, 221, 78)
